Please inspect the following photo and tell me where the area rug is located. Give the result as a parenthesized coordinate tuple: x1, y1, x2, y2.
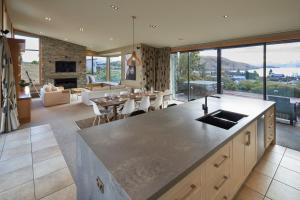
(75, 117, 107, 129)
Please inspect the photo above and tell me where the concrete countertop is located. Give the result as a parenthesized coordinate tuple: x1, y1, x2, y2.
(78, 95, 275, 200)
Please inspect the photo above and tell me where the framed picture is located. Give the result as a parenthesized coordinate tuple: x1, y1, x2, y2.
(125, 54, 136, 80)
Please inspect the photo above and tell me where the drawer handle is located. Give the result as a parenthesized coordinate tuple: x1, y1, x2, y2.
(214, 155, 228, 168)
(179, 184, 197, 200)
(246, 131, 251, 146)
(214, 176, 228, 190)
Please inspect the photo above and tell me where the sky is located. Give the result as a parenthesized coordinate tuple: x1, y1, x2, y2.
(15, 34, 300, 67)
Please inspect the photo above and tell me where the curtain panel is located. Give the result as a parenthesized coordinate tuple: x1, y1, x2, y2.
(0, 36, 20, 133)
(141, 44, 170, 91)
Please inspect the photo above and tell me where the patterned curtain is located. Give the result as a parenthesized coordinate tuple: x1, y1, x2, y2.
(141, 45, 171, 91)
(0, 36, 20, 133)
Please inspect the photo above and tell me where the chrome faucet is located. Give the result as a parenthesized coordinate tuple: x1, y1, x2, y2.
(202, 96, 208, 114)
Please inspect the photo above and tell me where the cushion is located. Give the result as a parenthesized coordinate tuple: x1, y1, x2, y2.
(90, 75, 96, 83)
(52, 87, 58, 91)
(44, 85, 52, 92)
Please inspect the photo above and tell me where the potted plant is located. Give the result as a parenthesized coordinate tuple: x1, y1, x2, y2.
(19, 79, 30, 93)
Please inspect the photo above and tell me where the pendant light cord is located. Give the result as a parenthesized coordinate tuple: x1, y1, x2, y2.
(132, 16, 136, 51)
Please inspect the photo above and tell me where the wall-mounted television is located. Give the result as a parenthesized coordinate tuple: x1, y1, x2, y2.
(55, 61, 76, 72)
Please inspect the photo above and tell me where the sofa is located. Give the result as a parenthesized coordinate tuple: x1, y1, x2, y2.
(40, 85, 71, 107)
(268, 95, 297, 125)
(81, 85, 131, 106)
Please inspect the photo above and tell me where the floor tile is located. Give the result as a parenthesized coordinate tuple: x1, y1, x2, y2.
(40, 184, 76, 200)
(5, 128, 30, 142)
(0, 181, 35, 200)
(0, 154, 32, 176)
(32, 137, 57, 152)
(254, 159, 278, 178)
(31, 131, 54, 143)
(3, 137, 31, 150)
(34, 168, 74, 199)
(262, 150, 283, 165)
(280, 156, 300, 173)
(268, 145, 286, 155)
(34, 155, 67, 179)
(0, 135, 6, 157)
(32, 145, 62, 164)
(266, 180, 300, 200)
(31, 124, 52, 136)
(245, 171, 272, 195)
(0, 166, 33, 193)
(0, 144, 31, 161)
(285, 148, 300, 161)
(274, 166, 300, 190)
(235, 186, 264, 200)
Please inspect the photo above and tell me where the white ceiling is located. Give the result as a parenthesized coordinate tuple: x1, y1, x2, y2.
(7, 0, 300, 52)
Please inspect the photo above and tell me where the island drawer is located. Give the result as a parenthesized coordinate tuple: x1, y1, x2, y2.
(158, 165, 204, 200)
(205, 142, 231, 178)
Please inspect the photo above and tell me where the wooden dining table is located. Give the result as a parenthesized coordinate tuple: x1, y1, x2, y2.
(91, 92, 157, 120)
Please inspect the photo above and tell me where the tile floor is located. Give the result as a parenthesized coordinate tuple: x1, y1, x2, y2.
(0, 124, 76, 200)
(236, 144, 300, 200)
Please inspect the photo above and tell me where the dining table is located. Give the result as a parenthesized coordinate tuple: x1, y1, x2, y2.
(91, 92, 157, 120)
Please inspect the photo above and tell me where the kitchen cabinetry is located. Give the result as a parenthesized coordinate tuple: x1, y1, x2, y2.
(265, 107, 275, 148)
(231, 121, 257, 196)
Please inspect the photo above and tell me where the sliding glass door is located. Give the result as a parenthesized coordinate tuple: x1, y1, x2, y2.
(266, 42, 300, 123)
(189, 50, 218, 100)
(170, 52, 189, 102)
(221, 45, 264, 99)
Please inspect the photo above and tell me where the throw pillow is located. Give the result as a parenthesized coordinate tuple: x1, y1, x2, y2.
(90, 75, 96, 83)
(45, 85, 52, 92)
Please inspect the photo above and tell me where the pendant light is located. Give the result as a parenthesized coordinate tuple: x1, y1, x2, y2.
(127, 16, 141, 66)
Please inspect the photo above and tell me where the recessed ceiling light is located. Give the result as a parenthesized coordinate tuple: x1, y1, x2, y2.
(178, 38, 184, 41)
(45, 17, 51, 22)
(109, 37, 114, 41)
(110, 4, 119, 11)
(39, 31, 43, 34)
(223, 15, 229, 19)
(149, 24, 159, 29)
(64, 38, 68, 41)
(79, 27, 84, 32)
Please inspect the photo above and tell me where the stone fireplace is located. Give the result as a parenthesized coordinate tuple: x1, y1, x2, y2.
(40, 36, 87, 88)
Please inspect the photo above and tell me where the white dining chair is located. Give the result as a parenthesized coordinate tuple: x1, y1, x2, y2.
(150, 93, 163, 110)
(90, 101, 110, 126)
(120, 99, 135, 118)
(120, 91, 129, 96)
(134, 88, 142, 94)
(139, 96, 150, 112)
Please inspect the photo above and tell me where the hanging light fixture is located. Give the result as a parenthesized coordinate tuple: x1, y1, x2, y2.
(127, 16, 141, 66)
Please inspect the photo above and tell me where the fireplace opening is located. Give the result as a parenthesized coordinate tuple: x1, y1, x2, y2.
(54, 78, 77, 89)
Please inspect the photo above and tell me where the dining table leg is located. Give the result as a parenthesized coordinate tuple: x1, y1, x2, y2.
(113, 105, 118, 120)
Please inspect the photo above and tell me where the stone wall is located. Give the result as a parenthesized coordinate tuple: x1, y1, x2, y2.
(40, 36, 86, 87)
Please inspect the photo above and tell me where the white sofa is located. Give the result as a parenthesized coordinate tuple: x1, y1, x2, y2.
(40, 87, 70, 107)
(81, 86, 131, 106)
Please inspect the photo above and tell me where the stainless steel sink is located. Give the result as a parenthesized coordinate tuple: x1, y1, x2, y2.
(196, 110, 247, 130)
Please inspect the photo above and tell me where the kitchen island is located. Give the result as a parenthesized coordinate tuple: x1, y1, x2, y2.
(76, 95, 275, 200)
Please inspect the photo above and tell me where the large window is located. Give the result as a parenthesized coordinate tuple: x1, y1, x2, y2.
(170, 50, 217, 101)
(86, 56, 107, 81)
(15, 34, 40, 84)
(266, 42, 300, 122)
(222, 46, 264, 98)
(109, 56, 121, 83)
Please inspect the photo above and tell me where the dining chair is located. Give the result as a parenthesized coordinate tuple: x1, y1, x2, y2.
(139, 96, 150, 112)
(150, 93, 163, 111)
(134, 88, 142, 94)
(119, 99, 135, 118)
(90, 101, 110, 126)
(120, 91, 129, 96)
